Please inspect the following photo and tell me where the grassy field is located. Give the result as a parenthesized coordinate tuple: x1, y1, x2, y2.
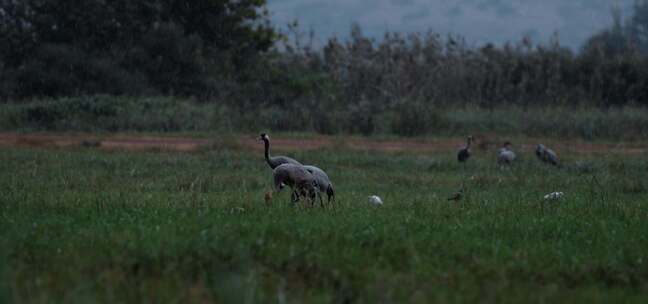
(2, 137, 648, 303)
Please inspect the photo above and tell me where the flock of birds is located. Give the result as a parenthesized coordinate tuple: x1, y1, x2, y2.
(456, 135, 559, 166)
(451, 136, 561, 202)
(260, 133, 562, 206)
(260, 133, 335, 207)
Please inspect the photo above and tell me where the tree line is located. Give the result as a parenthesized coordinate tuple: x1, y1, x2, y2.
(0, 0, 275, 98)
(2, 0, 648, 111)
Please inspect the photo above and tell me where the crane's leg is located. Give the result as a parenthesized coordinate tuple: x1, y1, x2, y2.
(309, 189, 316, 208)
(326, 185, 335, 209)
(328, 194, 334, 209)
(290, 187, 303, 209)
(318, 190, 324, 208)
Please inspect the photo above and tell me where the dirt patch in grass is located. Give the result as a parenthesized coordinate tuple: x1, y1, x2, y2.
(1, 132, 647, 155)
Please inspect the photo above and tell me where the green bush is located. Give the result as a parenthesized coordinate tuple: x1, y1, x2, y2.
(390, 101, 442, 137)
(0, 96, 217, 132)
(4, 96, 648, 141)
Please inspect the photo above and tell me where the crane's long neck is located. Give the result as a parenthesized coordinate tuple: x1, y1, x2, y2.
(263, 138, 272, 166)
(466, 138, 472, 149)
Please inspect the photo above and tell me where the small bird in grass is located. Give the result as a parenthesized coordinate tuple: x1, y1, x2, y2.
(497, 142, 516, 165)
(535, 144, 559, 166)
(457, 136, 473, 163)
(368, 195, 383, 205)
(447, 189, 464, 202)
(544, 192, 564, 201)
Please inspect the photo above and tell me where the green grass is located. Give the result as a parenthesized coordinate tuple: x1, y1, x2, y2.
(2, 142, 648, 303)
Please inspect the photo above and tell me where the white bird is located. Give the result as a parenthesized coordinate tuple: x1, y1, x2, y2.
(543, 192, 564, 201)
(368, 195, 383, 205)
(497, 142, 516, 165)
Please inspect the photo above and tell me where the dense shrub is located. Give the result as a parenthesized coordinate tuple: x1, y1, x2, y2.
(3, 1, 648, 139)
(3, 1, 648, 108)
(0, 96, 220, 132)
(6, 96, 648, 141)
(0, 0, 276, 99)
(390, 101, 439, 137)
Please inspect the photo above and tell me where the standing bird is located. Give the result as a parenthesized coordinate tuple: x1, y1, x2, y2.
(535, 144, 559, 166)
(447, 188, 464, 202)
(259, 133, 302, 169)
(304, 165, 335, 205)
(497, 142, 516, 165)
(272, 164, 320, 205)
(457, 136, 473, 163)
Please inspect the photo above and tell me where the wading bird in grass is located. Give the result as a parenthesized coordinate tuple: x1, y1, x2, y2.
(273, 163, 320, 206)
(259, 133, 302, 169)
(535, 144, 559, 166)
(304, 165, 336, 205)
(497, 142, 516, 165)
(457, 136, 473, 163)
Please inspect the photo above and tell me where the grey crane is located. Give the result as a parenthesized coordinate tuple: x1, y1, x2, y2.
(303, 165, 335, 205)
(535, 144, 559, 166)
(457, 135, 473, 163)
(497, 142, 516, 165)
(272, 163, 320, 205)
(259, 133, 302, 169)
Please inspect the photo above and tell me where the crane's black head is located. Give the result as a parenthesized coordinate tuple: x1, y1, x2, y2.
(503, 141, 512, 148)
(259, 133, 269, 142)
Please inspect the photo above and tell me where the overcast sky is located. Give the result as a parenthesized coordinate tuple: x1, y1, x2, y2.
(266, 0, 634, 50)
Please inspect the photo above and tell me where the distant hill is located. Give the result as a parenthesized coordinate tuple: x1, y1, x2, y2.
(267, 0, 634, 49)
